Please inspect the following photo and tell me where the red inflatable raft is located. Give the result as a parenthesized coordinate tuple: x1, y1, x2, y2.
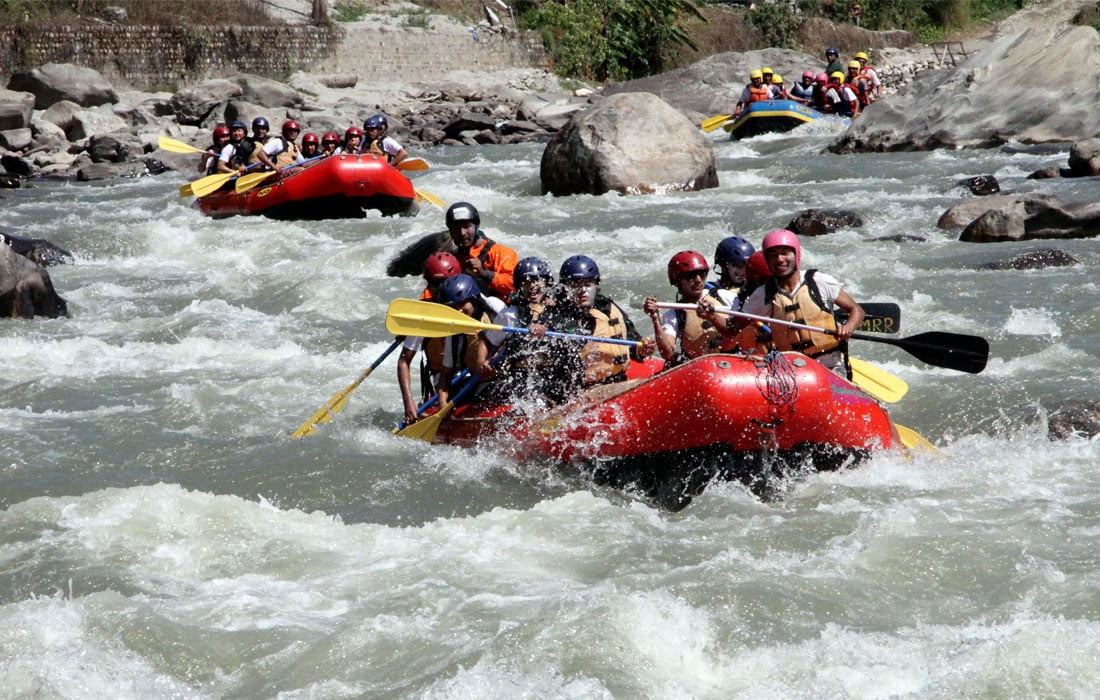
(433, 352, 900, 509)
(196, 154, 418, 220)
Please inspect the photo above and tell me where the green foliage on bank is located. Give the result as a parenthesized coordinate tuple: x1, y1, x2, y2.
(519, 0, 704, 82)
(522, 0, 1034, 80)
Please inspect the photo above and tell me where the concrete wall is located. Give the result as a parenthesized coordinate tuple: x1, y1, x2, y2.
(0, 24, 547, 92)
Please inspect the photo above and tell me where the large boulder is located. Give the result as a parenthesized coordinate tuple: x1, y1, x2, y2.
(956, 195, 1100, 242)
(540, 92, 718, 197)
(227, 74, 303, 109)
(0, 90, 35, 130)
(7, 63, 118, 109)
(169, 79, 243, 126)
(68, 107, 130, 142)
(832, 24, 1100, 152)
(0, 243, 67, 319)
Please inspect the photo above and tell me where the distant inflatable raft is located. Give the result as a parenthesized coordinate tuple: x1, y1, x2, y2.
(726, 99, 825, 140)
(196, 154, 418, 220)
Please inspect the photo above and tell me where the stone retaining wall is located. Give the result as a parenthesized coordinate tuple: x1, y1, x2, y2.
(318, 26, 548, 84)
(0, 24, 548, 91)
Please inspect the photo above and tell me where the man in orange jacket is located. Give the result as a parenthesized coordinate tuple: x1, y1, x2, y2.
(444, 201, 518, 299)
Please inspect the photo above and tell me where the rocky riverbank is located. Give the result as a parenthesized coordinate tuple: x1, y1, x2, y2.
(1, 0, 1097, 187)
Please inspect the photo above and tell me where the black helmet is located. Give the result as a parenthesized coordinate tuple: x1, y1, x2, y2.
(714, 236, 756, 266)
(559, 255, 600, 283)
(514, 257, 552, 285)
(445, 202, 480, 229)
(438, 273, 480, 307)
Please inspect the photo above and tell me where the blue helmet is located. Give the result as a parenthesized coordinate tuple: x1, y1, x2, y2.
(559, 255, 600, 283)
(438, 273, 480, 307)
(251, 117, 270, 131)
(714, 236, 755, 266)
(229, 120, 248, 131)
(826, 47, 840, 57)
(514, 257, 552, 284)
(364, 114, 388, 130)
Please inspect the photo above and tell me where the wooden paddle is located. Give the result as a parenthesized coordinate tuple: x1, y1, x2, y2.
(849, 357, 908, 403)
(700, 114, 733, 132)
(385, 298, 641, 347)
(289, 339, 402, 439)
(396, 158, 430, 171)
(657, 303, 989, 374)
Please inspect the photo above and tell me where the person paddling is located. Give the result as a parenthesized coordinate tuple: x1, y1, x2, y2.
(396, 252, 462, 425)
(363, 114, 408, 167)
(644, 251, 729, 366)
(198, 125, 230, 175)
(737, 229, 865, 379)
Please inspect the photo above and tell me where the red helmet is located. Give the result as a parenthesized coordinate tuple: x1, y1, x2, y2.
(744, 250, 772, 287)
(344, 126, 363, 141)
(423, 252, 461, 282)
(301, 132, 320, 145)
(212, 125, 230, 139)
(281, 120, 300, 137)
(761, 229, 801, 267)
(321, 131, 340, 145)
(666, 250, 709, 285)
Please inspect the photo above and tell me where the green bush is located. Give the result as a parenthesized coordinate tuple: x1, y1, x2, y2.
(332, 0, 367, 23)
(744, 3, 800, 50)
(521, 0, 703, 82)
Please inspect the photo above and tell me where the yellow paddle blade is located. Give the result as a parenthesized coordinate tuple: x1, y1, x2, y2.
(415, 189, 446, 207)
(289, 377, 362, 439)
(396, 158, 430, 171)
(850, 357, 909, 403)
(178, 183, 195, 197)
(386, 298, 495, 338)
(394, 401, 454, 442)
(700, 114, 733, 132)
(158, 136, 206, 154)
(234, 170, 275, 193)
(187, 171, 236, 198)
(894, 423, 942, 456)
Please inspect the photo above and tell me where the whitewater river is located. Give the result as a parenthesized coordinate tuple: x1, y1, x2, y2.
(2, 126, 1099, 698)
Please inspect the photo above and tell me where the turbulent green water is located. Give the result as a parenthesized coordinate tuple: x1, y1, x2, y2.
(2, 129, 1098, 697)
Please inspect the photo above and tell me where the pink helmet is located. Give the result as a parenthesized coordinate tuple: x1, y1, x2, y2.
(802, 70, 815, 80)
(761, 229, 801, 267)
(815, 72, 828, 84)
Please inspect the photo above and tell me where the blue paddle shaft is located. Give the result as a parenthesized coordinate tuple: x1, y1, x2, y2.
(499, 326, 639, 347)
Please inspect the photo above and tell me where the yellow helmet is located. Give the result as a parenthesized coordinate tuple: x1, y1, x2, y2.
(750, 70, 763, 80)
(772, 74, 784, 84)
(829, 71, 845, 82)
(761, 66, 774, 75)
(855, 51, 869, 61)
(848, 60, 862, 69)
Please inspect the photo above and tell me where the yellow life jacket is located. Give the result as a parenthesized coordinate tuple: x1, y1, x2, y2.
(366, 137, 390, 162)
(581, 304, 631, 384)
(675, 306, 724, 359)
(274, 139, 299, 168)
(765, 270, 839, 357)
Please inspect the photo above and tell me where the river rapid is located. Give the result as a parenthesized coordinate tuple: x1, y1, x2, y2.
(2, 127, 1099, 698)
